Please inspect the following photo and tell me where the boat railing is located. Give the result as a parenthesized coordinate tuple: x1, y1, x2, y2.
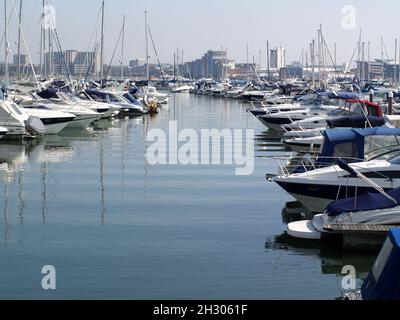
(274, 155, 365, 178)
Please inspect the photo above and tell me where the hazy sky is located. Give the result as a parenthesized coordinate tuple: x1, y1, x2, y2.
(2, 0, 400, 66)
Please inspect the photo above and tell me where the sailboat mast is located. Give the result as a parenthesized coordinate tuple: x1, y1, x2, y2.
(48, 21, 52, 76)
(42, 0, 47, 78)
(246, 43, 249, 81)
(266, 41, 270, 80)
(100, 0, 105, 86)
(121, 15, 125, 80)
(17, 0, 22, 79)
(4, 0, 9, 85)
(145, 10, 149, 81)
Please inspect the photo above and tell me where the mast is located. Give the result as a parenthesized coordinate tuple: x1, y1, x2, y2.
(173, 52, 176, 81)
(395, 38, 398, 83)
(4, 0, 9, 85)
(17, 0, 23, 79)
(266, 41, 270, 80)
(246, 43, 249, 81)
(42, 0, 46, 78)
(100, 0, 105, 86)
(381, 37, 384, 81)
(311, 40, 315, 87)
(120, 15, 125, 80)
(48, 21, 52, 76)
(145, 10, 149, 81)
(368, 41, 370, 83)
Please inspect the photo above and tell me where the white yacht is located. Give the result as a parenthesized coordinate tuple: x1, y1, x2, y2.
(272, 128, 400, 212)
(287, 159, 400, 240)
(171, 84, 194, 93)
(19, 96, 102, 129)
(21, 105, 76, 134)
(55, 92, 116, 119)
(0, 100, 45, 138)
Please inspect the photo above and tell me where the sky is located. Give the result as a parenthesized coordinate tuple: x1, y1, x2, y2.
(2, 0, 400, 67)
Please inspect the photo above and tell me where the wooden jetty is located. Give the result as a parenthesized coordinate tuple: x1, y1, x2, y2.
(322, 224, 399, 252)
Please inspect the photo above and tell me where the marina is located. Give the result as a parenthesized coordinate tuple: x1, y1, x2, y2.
(1, 0, 400, 303)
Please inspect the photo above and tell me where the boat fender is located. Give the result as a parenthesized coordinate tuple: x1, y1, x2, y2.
(25, 116, 46, 136)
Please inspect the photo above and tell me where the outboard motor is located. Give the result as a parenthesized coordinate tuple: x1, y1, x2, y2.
(25, 116, 46, 136)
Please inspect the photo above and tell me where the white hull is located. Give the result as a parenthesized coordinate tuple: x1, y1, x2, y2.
(44, 122, 71, 135)
(67, 115, 100, 128)
(290, 193, 334, 213)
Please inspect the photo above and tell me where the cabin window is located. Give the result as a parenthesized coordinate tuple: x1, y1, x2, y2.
(367, 106, 379, 116)
(333, 142, 358, 159)
(10, 104, 23, 115)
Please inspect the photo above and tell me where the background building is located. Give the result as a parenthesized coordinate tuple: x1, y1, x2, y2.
(270, 47, 286, 70)
(44, 50, 100, 77)
(186, 50, 233, 79)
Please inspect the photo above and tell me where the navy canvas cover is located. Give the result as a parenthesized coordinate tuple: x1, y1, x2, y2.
(326, 187, 400, 216)
(327, 116, 386, 128)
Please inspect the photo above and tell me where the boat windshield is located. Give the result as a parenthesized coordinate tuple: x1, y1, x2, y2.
(365, 135, 400, 160)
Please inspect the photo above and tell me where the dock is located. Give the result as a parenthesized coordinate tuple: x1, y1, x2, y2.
(322, 224, 398, 252)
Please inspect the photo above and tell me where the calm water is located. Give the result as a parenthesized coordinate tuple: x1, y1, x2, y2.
(0, 94, 376, 300)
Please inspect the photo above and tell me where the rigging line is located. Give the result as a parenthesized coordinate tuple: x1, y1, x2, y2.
(382, 38, 390, 61)
(320, 34, 340, 81)
(84, 42, 99, 82)
(45, 0, 73, 86)
(104, 22, 124, 79)
(147, 24, 166, 81)
(344, 41, 359, 77)
(79, 3, 103, 79)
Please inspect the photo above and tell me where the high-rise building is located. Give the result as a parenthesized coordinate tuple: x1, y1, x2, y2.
(186, 50, 233, 79)
(13, 54, 28, 66)
(44, 50, 100, 77)
(270, 47, 286, 70)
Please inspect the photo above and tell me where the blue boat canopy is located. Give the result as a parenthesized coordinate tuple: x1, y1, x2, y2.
(326, 187, 400, 216)
(361, 228, 400, 300)
(316, 91, 361, 100)
(317, 127, 400, 165)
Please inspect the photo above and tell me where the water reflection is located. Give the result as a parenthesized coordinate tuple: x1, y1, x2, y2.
(269, 201, 378, 298)
(0, 116, 156, 234)
(255, 130, 292, 156)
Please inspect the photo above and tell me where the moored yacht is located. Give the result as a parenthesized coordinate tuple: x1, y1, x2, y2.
(21, 105, 76, 134)
(287, 159, 400, 240)
(0, 100, 45, 139)
(272, 127, 400, 212)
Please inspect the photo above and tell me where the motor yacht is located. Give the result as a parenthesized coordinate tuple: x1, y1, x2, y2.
(287, 159, 400, 240)
(21, 105, 76, 134)
(271, 127, 400, 212)
(84, 89, 147, 116)
(0, 100, 45, 138)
